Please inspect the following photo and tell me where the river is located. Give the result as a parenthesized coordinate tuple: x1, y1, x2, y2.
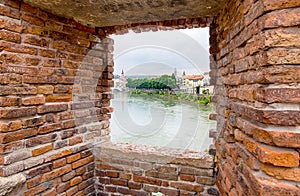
(110, 91, 216, 152)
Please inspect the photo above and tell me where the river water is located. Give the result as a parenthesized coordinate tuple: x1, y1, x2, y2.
(110, 91, 216, 152)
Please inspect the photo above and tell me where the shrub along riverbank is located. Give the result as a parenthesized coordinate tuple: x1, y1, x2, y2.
(130, 89, 212, 105)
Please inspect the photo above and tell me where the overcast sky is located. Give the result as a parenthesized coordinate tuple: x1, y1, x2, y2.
(109, 27, 210, 76)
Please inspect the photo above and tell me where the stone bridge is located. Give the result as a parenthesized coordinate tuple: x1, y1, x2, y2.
(0, 0, 299, 195)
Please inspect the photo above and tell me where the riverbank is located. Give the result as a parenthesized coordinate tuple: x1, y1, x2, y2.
(129, 89, 212, 105)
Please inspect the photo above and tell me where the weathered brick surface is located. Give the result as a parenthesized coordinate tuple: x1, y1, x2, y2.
(1, 0, 299, 195)
(94, 143, 217, 195)
(214, 0, 300, 195)
(0, 1, 112, 195)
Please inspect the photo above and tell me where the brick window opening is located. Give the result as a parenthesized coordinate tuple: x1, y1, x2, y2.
(108, 27, 216, 152)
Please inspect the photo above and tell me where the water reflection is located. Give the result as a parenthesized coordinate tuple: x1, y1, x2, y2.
(110, 91, 216, 152)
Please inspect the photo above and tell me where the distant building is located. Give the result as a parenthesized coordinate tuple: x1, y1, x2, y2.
(113, 69, 127, 91)
(202, 72, 214, 94)
(176, 70, 204, 94)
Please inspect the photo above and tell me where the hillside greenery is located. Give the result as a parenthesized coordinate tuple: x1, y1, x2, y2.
(126, 74, 176, 90)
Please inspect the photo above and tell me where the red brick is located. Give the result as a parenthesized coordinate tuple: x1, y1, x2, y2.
(119, 173, 131, 180)
(23, 75, 58, 84)
(265, 27, 300, 48)
(133, 175, 162, 186)
(39, 49, 55, 58)
(0, 107, 36, 119)
(25, 162, 53, 179)
(69, 136, 83, 146)
(235, 129, 299, 167)
(22, 14, 44, 26)
(63, 62, 80, 71)
(267, 48, 300, 65)
(41, 188, 56, 196)
(0, 120, 22, 132)
(128, 181, 142, 189)
(42, 59, 61, 67)
(106, 171, 119, 178)
(76, 167, 86, 176)
(45, 20, 63, 31)
(22, 95, 45, 105)
(235, 142, 260, 171)
(258, 175, 300, 195)
(26, 26, 47, 36)
(42, 164, 72, 182)
(170, 182, 203, 192)
(0, 141, 24, 154)
(263, 0, 300, 11)
(145, 170, 178, 180)
(37, 103, 68, 114)
(110, 178, 127, 186)
(261, 163, 300, 182)
(23, 116, 45, 128)
(45, 149, 73, 162)
(255, 87, 300, 103)
(99, 177, 110, 184)
(0, 41, 37, 55)
(143, 184, 159, 193)
(24, 56, 40, 66)
(25, 133, 57, 147)
(66, 186, 78, 196)
(53, 158, 66, 169)
(78, 179, 93, 190)
(32, 144, 52, 156)
(258, 145, 299, 167)
(62, 171, 76, 182)
(37, 85, 54, 95)
(0, 18, 26, 33)
(27, 175, 42, 188)
(196, 176, 216, 185)
(231, 102, 300, 126)
(71, 155, 94, 169)
(53, 41, 67, 50)
(70, 176, 83, 186)
(0, 4, 20, 19)
(0, 149, 31, 165)
(53, 85, 69, 93)
(0, 53, 22, 65)
(236, 117, 300, 148)
(180, 174, 195, 182)
(38, 123, 62, 134)
(66, 153, 81, 163)
(264, 8, 300, 28)
(46, 95, 72, 102)
(160, 188, 179, 196)
(73, 190, 85, 196)
(20, 2, 38, 13)
(0, 85, 37, 96)
(97, 163, 123, 171)
(0, 30, 21, 43)
(0, 128, 37, 144)
(57, 182, 70, 193)
(24, 183, 47, 196)
(82, 171, 93, 181)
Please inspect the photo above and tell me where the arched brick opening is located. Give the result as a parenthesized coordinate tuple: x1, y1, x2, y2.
(94, 18, 220, 196)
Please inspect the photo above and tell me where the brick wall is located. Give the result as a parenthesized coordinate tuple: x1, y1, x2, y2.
(1, 0, 299, 195)
(95, 143, 219, 196)
(213, 0, 300, 195)
(0, 1, 113, 195)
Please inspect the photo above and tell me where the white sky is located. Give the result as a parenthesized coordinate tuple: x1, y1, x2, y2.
(109, 27, 210, 76)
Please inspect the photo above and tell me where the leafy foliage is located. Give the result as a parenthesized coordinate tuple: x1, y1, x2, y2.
(126, 75, 176, 90)
(199, 94, 211, 105)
